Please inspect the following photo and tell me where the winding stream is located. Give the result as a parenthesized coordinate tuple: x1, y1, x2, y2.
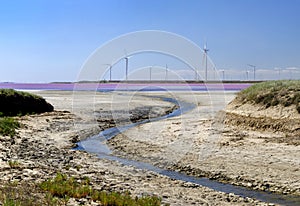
(75, 96, 300, 206)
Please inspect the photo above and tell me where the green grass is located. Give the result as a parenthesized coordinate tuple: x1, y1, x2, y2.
(40, 173, 91, 199)
(2, 198, 21, 206)
(0, 173, 164, 205)
(237, 80, 300, 112)
(0, 117, 20, 137)
(40, 173, 162, 206)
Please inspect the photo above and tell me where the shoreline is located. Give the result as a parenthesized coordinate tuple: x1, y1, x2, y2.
(0, 90, 293, 205)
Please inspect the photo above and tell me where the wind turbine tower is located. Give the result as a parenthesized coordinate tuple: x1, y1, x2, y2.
(125, 57, 129, 81)
(149, 66, 152, 81)
(103, 64, 112, 81)
(109, 65, 112, 81)
(165, 64, 168, 81)
(247, 64, 256, 81)
(204, 43, 209, 81)
(220, 70, 225, 80)
(246, 70, 249, 81)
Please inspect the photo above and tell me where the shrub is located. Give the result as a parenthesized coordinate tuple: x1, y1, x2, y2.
(40, 173, 91, 199)
(0, 89, 53, 117)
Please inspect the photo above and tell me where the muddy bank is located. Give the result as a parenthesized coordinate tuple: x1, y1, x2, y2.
(107, 92, 300, 199)
(96, 105, 178, 131)
(224, 99, 300, 145)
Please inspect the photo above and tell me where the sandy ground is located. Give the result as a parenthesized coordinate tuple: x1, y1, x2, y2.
(108, 91, 300, 197)
(0, 90, 287, 205)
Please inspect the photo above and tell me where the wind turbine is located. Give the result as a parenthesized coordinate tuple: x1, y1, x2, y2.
(124, 56, 133, 81)
(103, 64, 112, 81)
(247, 64, 256, 81)
(124, 57, 129, 81)
(220, 70, 225, 80)
(286, 67, 297, 80)
(203, 42, 209, 81)
(123, 49, 132, 81)
(165, 64, 168, 81)
(274, 67, 281, 80)
(246, 70, 249, 81)
(149, 66, 152, 81)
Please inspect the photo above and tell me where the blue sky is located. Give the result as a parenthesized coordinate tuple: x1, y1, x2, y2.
(0, 0, 300, 82)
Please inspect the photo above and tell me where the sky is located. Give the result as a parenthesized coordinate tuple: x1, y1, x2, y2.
(0, 0, 300, 82)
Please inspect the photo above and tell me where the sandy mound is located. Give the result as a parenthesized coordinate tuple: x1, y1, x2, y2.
(224, 81, 300, 145)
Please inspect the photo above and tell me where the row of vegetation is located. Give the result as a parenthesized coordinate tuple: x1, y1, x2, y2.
(237, 80, 300, 113)
(0, 173, 163, 206)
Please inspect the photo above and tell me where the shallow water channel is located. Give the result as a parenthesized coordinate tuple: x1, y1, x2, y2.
(75, 96, 300, 206)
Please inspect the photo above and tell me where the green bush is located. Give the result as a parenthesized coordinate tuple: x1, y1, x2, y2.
(0, 89, 53, 117)
(238, 80, 300, 112)
(40, 173, 91, 199)
(0, 117, 19, 137)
